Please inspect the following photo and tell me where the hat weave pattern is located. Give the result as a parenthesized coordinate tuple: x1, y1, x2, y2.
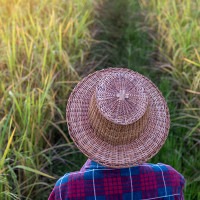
(66, 68, 170, 168)
(95, 72, 149, 125)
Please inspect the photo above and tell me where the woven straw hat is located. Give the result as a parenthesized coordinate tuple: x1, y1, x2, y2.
(66, 68, 170, 168)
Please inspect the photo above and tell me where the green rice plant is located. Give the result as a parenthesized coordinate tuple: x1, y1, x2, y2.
(139, 0, 200, 117)
(0, 0, 96, 199)
(139, 0, 200, 199)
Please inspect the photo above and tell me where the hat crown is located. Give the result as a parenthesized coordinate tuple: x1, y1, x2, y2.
(95, 72, 149, 125)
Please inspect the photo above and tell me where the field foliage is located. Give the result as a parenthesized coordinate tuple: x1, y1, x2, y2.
(0, 0, 95, 199)
(139, 0, 200, 199)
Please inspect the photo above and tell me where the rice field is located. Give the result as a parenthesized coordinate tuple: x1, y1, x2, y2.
(139, 0, 200, 199)
(140, 0, 200, 117)
(0, 0, 95, 199)
(0, 0, 199, 199)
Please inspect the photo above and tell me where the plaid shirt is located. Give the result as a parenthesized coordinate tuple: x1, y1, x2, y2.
(48, 159, 185, 200)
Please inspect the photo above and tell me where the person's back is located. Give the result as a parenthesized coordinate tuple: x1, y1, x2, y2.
(49, 159, 185, 200)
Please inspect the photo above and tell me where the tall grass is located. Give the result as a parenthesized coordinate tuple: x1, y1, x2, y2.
(0, 0, 96, 199)
(139, 0, 200, 132)
(138, 0, 200, 199)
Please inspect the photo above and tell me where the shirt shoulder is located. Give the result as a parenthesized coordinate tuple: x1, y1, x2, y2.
(127, 163, 185, 199)
(54, 170, 80, 190)
(138, 163, 185, 185)
(48, 171, 79, 200)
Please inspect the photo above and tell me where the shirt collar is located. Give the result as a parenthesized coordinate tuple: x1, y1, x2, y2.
(80, 159, 113, 171)
(80, 159, 149, 172)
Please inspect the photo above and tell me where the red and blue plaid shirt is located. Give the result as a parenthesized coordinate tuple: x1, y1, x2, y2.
(48, 159, 185, 200)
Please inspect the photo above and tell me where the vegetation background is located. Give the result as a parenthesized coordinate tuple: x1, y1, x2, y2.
(0, 0, 199, 199)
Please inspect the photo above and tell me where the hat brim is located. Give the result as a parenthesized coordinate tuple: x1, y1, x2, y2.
(66, 68, 170, 168)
